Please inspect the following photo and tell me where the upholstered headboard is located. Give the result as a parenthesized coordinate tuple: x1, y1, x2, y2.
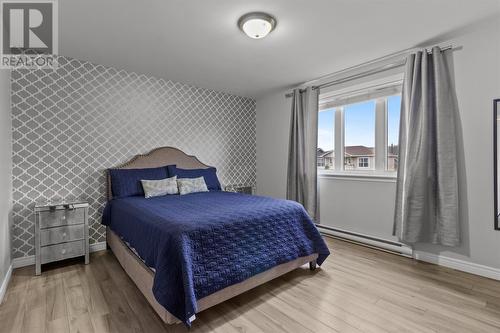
(107, 147, 212, 200)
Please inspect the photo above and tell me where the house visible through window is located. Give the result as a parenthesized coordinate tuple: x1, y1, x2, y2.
(317, 82, 401, 175)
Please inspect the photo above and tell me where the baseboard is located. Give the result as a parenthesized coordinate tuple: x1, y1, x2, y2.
(317, 225, 500, 281)
(413, 251, 500, 281)
(12, 241, 107, 269)
(90, 241, 107, 252)
(0, 264, 13, 304)
(12, 255, 34, 269)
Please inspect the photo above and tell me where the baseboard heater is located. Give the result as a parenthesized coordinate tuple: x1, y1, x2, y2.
(316, 224, 413, 257)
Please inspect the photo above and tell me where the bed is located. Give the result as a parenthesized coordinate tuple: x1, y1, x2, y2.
(102, 147, 330, 326)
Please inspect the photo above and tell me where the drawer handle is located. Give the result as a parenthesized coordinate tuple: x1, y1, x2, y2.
(62, 232, 67, 238)
(61, 248, 67, 254)
(61, 215, 66, 221)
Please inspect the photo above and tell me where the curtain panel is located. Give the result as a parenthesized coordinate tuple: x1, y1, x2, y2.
(287, 87, 320, 221)
(394, 46, 461, 246)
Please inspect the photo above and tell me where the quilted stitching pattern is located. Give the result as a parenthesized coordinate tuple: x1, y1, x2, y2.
(10, 55, 256, 258)
(103, 192, 330, 325)
(186, 195, 328, 299)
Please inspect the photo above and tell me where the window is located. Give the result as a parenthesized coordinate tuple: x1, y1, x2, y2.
(317, 108, 334, 170)
(317, 84, 401, 175)
(344, 100, 375, 170)
(358, 157, 369, 168)
(387, 95, 401, 172)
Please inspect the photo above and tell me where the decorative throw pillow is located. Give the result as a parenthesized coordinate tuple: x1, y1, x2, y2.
(177, 177, 209, 195)
(141, 176, 178, 198)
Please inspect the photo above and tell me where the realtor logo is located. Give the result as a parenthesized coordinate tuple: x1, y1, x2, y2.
(1, 0, 58, 68)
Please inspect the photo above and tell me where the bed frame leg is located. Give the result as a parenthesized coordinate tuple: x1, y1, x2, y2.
(106, 242, 111, 250)
(309, 260, 317, 271)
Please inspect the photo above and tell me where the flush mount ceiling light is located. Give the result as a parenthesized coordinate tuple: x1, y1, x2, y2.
(238, 12, 277, 39)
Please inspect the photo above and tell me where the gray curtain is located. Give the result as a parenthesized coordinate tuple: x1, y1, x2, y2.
(394, 46, 461, 246)
(287, 87, 320, 221)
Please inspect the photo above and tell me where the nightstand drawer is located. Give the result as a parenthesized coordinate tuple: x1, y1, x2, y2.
(41, 240, 85, 264)
(40, 224, 84, 246)
(39, 208, 85, 228)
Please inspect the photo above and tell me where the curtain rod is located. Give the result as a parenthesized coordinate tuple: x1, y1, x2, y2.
(285, 44, 458, 98)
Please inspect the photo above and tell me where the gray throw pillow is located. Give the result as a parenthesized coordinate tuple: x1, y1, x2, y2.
(141, 176, 178, 198)
(177, 177, 209, 195)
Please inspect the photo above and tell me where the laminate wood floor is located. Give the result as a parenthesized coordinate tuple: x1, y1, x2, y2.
(2, 236, 500, 333)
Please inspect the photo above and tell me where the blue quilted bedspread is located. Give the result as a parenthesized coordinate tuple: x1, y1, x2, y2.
(102, 191, 329, 326)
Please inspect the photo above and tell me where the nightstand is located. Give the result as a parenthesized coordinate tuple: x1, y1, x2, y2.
(34, 199, 89, 275)
(225, 184, 254, 195)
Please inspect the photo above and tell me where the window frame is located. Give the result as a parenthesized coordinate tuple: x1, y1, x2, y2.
(358, 157, 369, 168)
(317, 80, 402, 178)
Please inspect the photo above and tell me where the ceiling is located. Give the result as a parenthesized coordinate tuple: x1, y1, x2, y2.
(59, 0, 500, 98)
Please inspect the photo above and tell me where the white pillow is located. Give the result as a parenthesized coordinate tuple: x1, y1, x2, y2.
(177, 177, 209, 195)
(141, 176, 178, 198)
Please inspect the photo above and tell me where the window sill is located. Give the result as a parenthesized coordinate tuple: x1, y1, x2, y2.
(318, 170, 397, 182)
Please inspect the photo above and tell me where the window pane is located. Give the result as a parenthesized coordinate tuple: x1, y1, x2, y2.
(387, 95, 401, 172)
(344, 101, 375, 170)
(317, 108, 334, 169)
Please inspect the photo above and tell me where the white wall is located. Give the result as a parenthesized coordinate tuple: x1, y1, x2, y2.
(319, 177, 398, 242)
(256, 89, 291, 199)
(0, 69, 12, 292)
(256, 16, 500, 270)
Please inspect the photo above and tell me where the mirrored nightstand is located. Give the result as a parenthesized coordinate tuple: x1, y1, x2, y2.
(34, 199, 89, 275)
(225, 184, 254, 195)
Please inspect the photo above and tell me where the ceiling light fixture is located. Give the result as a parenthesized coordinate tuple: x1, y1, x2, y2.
(238, 12, 277, 39)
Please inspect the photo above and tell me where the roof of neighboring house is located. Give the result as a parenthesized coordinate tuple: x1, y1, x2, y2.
(318, 150, 333, 158)
(317, 145, 398, 158)
(344, 145, 373, 157)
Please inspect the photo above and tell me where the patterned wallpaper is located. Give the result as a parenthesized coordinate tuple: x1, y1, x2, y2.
(10, 56, 256, 258)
